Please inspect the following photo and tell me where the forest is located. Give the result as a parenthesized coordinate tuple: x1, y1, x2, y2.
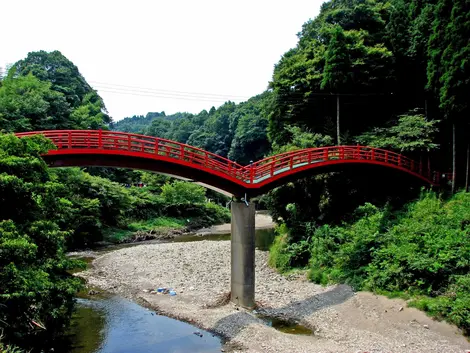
(1, 0, 469, 350)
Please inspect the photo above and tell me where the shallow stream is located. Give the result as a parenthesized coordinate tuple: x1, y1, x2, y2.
(66, 296, 222, 353)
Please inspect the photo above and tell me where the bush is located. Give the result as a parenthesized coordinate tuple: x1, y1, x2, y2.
(365, 192, 470, 294)
(160, 180, 206, 204)
(184, 202, 230, 230)
(308, 203, 390, 288)
(409, 274, 470, 335)
(269, 224, 311, 273)
(268, 233, 291, 273)
(275, 191, 470, 333)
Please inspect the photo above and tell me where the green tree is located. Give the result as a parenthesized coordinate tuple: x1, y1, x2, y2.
(269, 0, 395, 147)
(356, 111, 439, 152)
(427, 0, 470, 192)
(160, 180, 206, 205)
(0, 74, 69, 132)
(228, 112, 270, 165)
(11, 50, 111, 129)
(0, 134, 82, 348)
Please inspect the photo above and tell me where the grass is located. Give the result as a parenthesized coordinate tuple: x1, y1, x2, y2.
(127, 217, 187, 232)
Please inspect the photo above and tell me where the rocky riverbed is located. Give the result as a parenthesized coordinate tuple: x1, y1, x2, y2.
(194, 212, 275, 235)
(78, 240, 470, 353)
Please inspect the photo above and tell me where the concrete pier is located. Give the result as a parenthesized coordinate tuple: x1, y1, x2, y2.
(230, 201, 256, 309)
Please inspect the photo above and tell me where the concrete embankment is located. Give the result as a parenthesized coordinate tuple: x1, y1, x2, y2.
(79, 239, 470, 353)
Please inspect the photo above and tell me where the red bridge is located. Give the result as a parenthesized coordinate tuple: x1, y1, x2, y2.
(16, 130, 438, 196)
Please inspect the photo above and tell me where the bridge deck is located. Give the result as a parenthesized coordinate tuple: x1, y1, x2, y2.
(16, 130, 439, 195)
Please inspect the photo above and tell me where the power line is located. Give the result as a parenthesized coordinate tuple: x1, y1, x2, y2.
(89, 81, 252, 100)
(89, 80, 395, 106)
(96, 88, 246, 103)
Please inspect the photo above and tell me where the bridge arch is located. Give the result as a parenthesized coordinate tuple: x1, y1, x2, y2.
(16, 130, 437, 197)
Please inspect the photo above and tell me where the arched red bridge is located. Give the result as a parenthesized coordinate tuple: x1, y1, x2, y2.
(16, 130, 438, 197)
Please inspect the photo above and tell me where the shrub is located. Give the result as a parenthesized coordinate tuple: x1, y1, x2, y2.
(269, 224, 311, 273)
(160, 180, 206, 205)
(275, 191, 470, 333)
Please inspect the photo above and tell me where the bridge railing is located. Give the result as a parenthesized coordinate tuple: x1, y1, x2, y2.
(16, 130, 248, 181)
(247, 146, 431, 183)
(15, 131, 437, 186)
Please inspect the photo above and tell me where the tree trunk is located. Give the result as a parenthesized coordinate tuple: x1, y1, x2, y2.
(336, 95, 340, 145)
(452, 123, 456, 194)
(465, 142, 469, 192)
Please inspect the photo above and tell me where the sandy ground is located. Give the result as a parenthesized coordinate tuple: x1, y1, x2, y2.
(195, 212, 275, 235)
(79, 240, 470, 353)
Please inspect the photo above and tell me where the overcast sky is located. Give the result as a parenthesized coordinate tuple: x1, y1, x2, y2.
(1, 0, 322, 121)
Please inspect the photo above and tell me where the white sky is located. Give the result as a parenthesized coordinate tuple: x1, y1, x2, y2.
(1, 0, 322, 121)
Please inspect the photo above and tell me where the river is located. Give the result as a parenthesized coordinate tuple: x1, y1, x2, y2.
(65, 228, 275, 353)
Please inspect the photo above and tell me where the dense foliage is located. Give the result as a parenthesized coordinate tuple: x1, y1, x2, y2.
(112, 92, 273, 165)
(0, 134, 83, 348)
(264, 0, 469, 258)
(271, 192, 470, 333)
(10, 50, 111, 130)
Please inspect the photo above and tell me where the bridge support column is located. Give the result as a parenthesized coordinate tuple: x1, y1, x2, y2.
(230, 201, 255, 309)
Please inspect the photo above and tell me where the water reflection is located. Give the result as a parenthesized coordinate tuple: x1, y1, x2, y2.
(256, 315, 313, 335)
(67, 297, 222, 353)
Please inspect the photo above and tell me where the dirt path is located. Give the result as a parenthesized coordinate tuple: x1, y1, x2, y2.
(79, 240, 470, 353)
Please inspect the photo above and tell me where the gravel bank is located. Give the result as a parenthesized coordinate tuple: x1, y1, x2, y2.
(195, 213, 275, 235)
(79, 240, 470, 353)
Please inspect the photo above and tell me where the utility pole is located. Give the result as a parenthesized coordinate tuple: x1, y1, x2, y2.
(452, 123, 456, 194)
(336, 95, 340, 145)
(465, 142, 469, 192)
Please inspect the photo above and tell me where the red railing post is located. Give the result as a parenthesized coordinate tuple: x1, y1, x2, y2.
(270, 162, 274, 177)
(340, 147, 344, 160)
(154, 139, 158, 154)
(58, 134, 62, 149)
(324, 149, 328, 161)
(308, 151, 312, 164)
(356, 144, 360, 159)
(385, 151, 388, 163)
(398, 155, 401, 166)
(98, 129, 103, 148)
(289, 156, 294, 169)
(68, 132, 72, 148)
(250, 164, 254, 183)
(128, 135, 131, 151)
(371, 149, 375, 160)
(180, 145, 184, 160)
(87, 131, 91, 148)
